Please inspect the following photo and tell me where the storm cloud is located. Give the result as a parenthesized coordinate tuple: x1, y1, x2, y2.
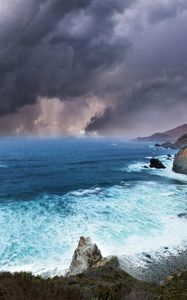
(0, 0, 187, 136)
(0, 0, 132, 115)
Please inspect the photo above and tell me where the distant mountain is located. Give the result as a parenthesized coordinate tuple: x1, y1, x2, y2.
(137, 124, 187, 142)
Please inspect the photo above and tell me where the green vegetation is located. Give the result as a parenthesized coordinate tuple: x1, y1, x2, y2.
(0, 259, 186, 300)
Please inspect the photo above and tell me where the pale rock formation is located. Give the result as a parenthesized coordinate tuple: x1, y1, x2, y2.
(67, 236, 103, 276)
(173, 146, 187, 174)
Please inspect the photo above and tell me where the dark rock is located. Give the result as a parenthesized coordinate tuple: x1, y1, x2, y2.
(177, 213, 187, 219)
(155, 143, 161, 147)
(137, 124, 187, 142)
(150, 158, 166, 169)
(173, 146, 187, 174)
(160, 142, 178, 149)
(154, 141, 178, 149)
(167, 154, 172, 158)
(144, 253, 152, 259)
(143, 165, 149, 169)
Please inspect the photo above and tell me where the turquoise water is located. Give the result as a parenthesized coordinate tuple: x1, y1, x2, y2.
(0, 138, 186, 275)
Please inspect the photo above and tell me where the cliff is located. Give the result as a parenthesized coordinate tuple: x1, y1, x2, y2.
(137, 124, 187, 142)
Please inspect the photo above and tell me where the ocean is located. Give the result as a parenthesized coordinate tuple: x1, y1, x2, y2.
(0, 138, 186, 276)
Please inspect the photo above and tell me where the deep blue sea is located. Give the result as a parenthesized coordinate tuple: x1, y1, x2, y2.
(0, 138, 186, 275)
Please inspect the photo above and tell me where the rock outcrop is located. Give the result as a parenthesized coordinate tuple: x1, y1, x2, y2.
(175, 133, 187, 148)
(150, 158, 166, 169)
(67, 236, 103, 276)
(137, 123, 187, 142)
(177, 213, 187, 219)
(173, 146, 187, 174)
(154, 142, 178, 149)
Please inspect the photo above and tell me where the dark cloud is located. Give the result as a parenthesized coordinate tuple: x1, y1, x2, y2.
(0, 0, 132, 117)
(85, 69, 187, 135)
(0, 0, 187, 136)
(145, 0, 187, 24)
(85, 0, 187, 136)
(0, 97, 104, 136)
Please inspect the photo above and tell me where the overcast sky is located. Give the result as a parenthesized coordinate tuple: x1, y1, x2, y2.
(0, 0, 187, 137)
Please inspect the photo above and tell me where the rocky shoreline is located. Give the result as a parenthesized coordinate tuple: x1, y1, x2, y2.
(0, 237, 186, 299)
(66, 236, 187, 285)
(1, 147, 187, 299)
(119, 245, 187, 284)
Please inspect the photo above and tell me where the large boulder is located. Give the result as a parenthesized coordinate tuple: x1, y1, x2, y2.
(173, 146, 187, 174)
(67, 236, 103, 276)
(150, 158, 166, 169)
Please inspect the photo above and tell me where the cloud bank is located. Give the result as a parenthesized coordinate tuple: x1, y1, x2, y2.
(0, 0, 187, 136)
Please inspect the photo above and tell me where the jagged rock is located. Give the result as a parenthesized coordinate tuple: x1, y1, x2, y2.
(67, 236, 103, 276)
(150, 158, 166, 169)
(173, 146, 187, 174)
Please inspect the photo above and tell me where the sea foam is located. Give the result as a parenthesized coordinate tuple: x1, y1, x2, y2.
(0, 168, 186, 276)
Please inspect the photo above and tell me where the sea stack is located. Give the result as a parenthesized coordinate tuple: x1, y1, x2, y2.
(150, 158, 166, 169)
(173, 146, 187, 175)
(67, 236, 103, 276)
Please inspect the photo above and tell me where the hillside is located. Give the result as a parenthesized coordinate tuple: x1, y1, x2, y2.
(0, 263, 186, 300)
(176, 133, 187, 148)
(137, 124, 187, 142)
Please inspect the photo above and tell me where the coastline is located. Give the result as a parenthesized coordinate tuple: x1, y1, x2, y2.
(0, 141, 186, 299)
(119, 245, 187, 283)
(0, 252, 186, 300)
(0, 149, 186, 281)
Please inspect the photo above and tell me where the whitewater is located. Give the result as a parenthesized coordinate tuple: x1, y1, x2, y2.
(0, 138, 186, 277)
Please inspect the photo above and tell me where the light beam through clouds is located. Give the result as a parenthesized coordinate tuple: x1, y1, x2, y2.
(0, 0, 187, 136)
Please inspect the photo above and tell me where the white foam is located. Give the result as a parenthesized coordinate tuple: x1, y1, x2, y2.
(70, 187, 102, 196)
(125, 161, 148, 172)
(126, 155, 187, 183)
(0, 164, 8, 168)
(0, 171, 186, 276)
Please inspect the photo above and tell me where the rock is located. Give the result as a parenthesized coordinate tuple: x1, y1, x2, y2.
(155, 143, 161, 147)
(176, 133, 187, 148)
(67, 236, 103, 276)
(154, 141, 178, 149)
(173, 146, 187, 174)
(167, 154, 172, 158)
(160, 142, 178, 149)
(95, 256, 119, 269)
(150, 158, 166, 169)
(177, 213, 187, 219)
(143, 252, 151, 259)
(165, 275, 174, 283)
